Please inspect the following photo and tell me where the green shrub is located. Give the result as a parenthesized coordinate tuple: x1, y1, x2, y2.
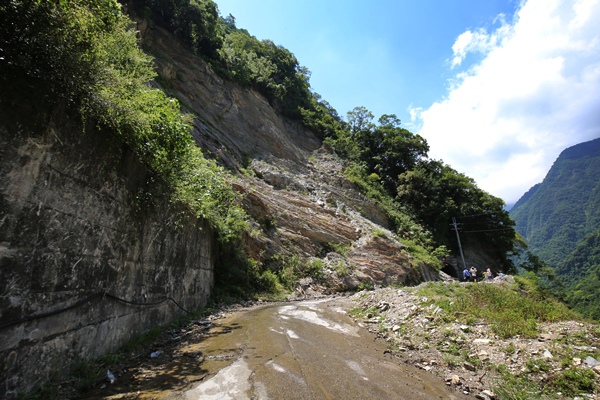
(525, 359, 551, 373)
(335, 260, 350, 277)
(492, 364, 541, 400)
(254, 269, 284, 293)
(323, 241, 351, 256)
(547, 368, 597, 396)
(372, 228, 388, 238)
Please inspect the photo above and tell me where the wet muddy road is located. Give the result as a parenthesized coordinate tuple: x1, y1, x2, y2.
(84, 298, 465, 399)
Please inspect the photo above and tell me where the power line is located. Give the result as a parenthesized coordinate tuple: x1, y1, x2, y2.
(456, 211, 507, 218)
(462, 228, 515, 233)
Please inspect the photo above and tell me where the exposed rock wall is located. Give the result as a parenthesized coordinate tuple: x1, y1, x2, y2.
(139, 20, 321, 169)
(140, 22, 441, 293)
(0, 111, 215, 398)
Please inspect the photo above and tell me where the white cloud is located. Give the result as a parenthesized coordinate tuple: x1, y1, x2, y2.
(450, 16, 511, 68)
(414, 0, 600, 205)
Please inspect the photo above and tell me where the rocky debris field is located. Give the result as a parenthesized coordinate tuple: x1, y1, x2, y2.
(343, 279, 600, 400)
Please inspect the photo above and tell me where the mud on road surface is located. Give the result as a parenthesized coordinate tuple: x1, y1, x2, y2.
(73, 296, 466, 400)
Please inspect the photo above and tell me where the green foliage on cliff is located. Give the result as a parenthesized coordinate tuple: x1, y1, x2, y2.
(0, 0, 246, 242)
(131, 0, 312, 119)
(324, 108, 514, 269)
(132, 0, 223, 60)
(397, 159, 515, 269)
(345, 108, 430, 193)
(218, 31, 312, 118)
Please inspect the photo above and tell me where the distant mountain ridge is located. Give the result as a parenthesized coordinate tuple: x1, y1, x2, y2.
(510, 137, 600, 267)
(510, 182, 540, 211)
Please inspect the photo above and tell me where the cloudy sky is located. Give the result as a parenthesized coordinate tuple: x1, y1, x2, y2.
(215, 0, 600, 206)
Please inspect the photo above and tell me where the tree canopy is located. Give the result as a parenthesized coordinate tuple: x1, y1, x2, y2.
(321, 107, 515, 267)
(396, 159, 515, 268)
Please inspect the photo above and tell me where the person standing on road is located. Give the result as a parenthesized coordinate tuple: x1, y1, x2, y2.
(470, 266, 478, 282)
(463, 267, 471, 282)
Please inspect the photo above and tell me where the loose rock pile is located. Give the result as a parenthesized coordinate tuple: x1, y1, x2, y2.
(346, 281, 600, 399)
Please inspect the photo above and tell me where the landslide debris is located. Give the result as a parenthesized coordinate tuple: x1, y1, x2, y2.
(344, 278, 600, 400)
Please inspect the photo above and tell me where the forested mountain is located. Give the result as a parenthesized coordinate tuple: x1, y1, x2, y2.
(510, 138, 600, 319)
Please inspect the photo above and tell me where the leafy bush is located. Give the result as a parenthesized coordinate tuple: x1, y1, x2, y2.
(1, 0, 124, 104)
(493, 364, 541, 400)
(323, 241, 351, 256)
(272, 255, 326, 291)
(253, 269, 284, 293)
(132, 0, 223, 60)
(335, 260, 350, 277)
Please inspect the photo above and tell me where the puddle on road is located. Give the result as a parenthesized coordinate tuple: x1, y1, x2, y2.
(277, 303, 360, 336)
(180, 358, 251, 400)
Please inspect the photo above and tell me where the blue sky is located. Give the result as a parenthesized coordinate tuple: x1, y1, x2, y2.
(214, 0, 600, 205)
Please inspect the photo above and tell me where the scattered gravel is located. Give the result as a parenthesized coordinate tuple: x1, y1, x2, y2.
(341, 281, 600, 399)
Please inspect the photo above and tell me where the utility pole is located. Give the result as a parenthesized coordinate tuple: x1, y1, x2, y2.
(451, 217, 467, 270)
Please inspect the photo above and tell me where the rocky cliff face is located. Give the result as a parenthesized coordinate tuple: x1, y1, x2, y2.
(0, 111, 215, 398)
(141, 22, 439, 293)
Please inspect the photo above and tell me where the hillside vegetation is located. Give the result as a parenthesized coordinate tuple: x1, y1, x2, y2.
(559, 230, 600, 320)
(0, 0, 246, 244)
(511, 138, 600, 267)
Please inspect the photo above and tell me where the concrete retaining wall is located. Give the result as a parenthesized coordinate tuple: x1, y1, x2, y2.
(0, 109, 215, 398)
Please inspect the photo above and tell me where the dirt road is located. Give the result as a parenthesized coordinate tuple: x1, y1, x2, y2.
(168, 298, 464, 400)
(79, 297, 466, 399)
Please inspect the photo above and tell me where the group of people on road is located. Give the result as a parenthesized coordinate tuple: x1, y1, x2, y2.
(442, 257, 503, 283)
(462, 266, 494, 282)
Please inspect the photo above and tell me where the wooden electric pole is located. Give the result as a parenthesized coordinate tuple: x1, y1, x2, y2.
(451, 217, 467, 270)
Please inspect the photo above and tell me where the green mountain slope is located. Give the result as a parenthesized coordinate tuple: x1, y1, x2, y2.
(510, 138, 600, 267)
